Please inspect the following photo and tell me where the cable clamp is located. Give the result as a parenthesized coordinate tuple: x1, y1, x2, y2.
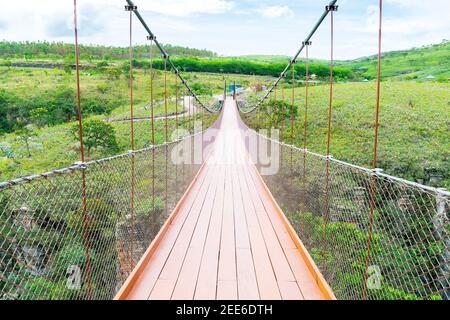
(372, 168, 383, 176)
(125, 5, 137, 11)
(326, 5, 338, 12)
(147, 35, 156, 41)
(303, 40, 312, 46)
(73, 161, 87, 170)
(0, 181, 12, 190)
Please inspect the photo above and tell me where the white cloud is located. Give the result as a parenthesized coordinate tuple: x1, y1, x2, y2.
(0, 0, 448, 60)
(257, 5, 294, 19)
(385, 0, 448, 8)
(139, 0, 235, 17)
(364, 1, 450, 35)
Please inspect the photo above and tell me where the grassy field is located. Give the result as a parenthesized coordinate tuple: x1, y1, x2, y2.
(241, 81, 450, 188)
(236, 41, 450, 82)
(0, 66, 268, 181)
(336, 40, 450, 81)
(1, 39, 449, 187)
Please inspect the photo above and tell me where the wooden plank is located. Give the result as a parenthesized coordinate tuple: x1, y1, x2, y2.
(237, 167, 259, 228)
(250, 164, 335, 300)
(171, 167, 219, 299)
(243, 168, 296, 283)
(236, 166, 280, 300)
(236, 248, 259, 300)
(217, 281, 238, 300)
(123, 165, 212, 300)
(232, 166, 250, 249)
(248, 169, 297, 250)
(138, 167, 215, 300)
(149, 279, 177, 300)
(278, 281, 304, 300)
(247, 226, 281, 300)
(218, 166, 237, 282)
(157, 167, 214, 283)
(284, 249, 324, 300)
(194, 166, 225, 300)
(171, 248, 203, 300)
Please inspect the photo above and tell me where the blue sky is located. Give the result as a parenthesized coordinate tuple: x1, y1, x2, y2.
(0, 0, 449, 59)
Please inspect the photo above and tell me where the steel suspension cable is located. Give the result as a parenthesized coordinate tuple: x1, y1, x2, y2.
(323, 4, 338, 273)
(363, 0, 383, 300)
(73, 0, 92, 298)
(124, 0, 218, 114)
(240, 0, 338, 114)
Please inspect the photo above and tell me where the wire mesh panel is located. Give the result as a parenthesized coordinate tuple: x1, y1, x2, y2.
(0, 137, 201, 300)
(249, 131, 449, 300)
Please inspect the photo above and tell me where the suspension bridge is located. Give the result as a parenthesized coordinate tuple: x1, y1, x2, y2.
(0, 0, 449, 301)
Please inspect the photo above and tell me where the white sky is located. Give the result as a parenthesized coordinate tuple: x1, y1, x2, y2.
(0, 0, 449, 59)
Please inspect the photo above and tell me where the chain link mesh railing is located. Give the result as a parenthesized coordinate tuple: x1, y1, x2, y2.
(0, 135, 204, 300)
(246, 129, 449, 300)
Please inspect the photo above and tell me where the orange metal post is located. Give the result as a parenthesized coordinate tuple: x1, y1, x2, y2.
(73, 0, 91, 298)
(163, 57, 169, 219)
(363, 0, 383, 300)
(303, 42, 311, 217)
(291, 63, 295, 143)
(323, 7, 336, 273)
(273, 85, 277, 128)
(149, 38, 156, 227)
(175, 74, 179, 132)
(281, 76, 285, 138)
(128, 7, 136, 270)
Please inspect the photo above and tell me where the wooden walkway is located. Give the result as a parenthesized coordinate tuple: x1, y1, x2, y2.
(115, 99, 334, 300)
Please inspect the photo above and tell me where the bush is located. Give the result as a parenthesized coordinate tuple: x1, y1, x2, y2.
(71, 120, 119, 157)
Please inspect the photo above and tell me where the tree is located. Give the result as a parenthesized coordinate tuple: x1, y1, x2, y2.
(29, 107, 49, 128)
(72, 120, 118, 158)
(63, 55, 75, 75)
(15, 125, 37, 157)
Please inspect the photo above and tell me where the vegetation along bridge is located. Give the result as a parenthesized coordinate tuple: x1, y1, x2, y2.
(1, 0, 449, 300)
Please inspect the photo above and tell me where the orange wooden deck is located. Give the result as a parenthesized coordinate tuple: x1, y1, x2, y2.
(115, 99, 334, 300)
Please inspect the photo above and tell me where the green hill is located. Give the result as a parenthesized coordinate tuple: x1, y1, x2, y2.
(337, 40, 450, 81)
(234, 40, 450, 82)
(0, 41, 217, 60)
